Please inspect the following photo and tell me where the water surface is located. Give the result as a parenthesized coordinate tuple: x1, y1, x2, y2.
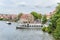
(0, 21, 54, 40)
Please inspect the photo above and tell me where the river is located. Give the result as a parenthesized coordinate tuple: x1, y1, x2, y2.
(0, 21, 54, 40)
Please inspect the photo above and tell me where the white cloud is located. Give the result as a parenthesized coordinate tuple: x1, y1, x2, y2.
(34, 0, 59, 7)
(7, 0, 60, 7)
(0, 0, 60, 14)
(0, 0, 5, 6)
(0, 0, 60, 6)
(10, 0, 28, 7)
(16, 2, 27, 6)
(0, 3, 4, 6)
(55, 0, 60, 2)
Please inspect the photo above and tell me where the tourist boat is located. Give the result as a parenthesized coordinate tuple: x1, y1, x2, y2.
(16, 23, 43, 29)
(6, 21, 11, 25)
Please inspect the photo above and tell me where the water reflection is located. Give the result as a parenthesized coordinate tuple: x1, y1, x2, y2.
(17, 28, 42, 31)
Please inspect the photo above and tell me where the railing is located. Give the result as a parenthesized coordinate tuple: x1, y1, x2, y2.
(19, 23, 42, 27)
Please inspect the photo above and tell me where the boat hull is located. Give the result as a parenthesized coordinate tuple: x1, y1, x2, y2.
(16, 27, 42, 29)
(6, 22, 11, 25)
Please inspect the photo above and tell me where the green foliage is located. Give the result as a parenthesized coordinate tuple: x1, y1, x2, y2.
(42, 27, 52, 34)
(31, 11, 42, 20)
(0, 18, 3, 20)
(38, 14, 42, 19)
(46, 27, 52, 34)
(49, 3, 60, 40)
(0, 18, 10, 21)
(53, 18, 60, 39)
(49, 3, 60, 30)
(50, 14, 60, 29)
(31, 12, 38, 19)
(42, 27, 46, 32)
(42, 15, 47, 24)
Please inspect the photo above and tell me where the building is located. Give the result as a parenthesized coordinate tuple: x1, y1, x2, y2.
(19, 14, 34, 23)
(34, 19, 41, 23)
(46, 13, 51, 19)
(0, 14, 17, 20)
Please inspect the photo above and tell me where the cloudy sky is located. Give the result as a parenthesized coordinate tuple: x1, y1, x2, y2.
(0, 0, 60, 14)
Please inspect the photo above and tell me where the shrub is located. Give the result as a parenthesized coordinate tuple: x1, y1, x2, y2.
(53, 18, 60, 40)
(0, 18, 3, 20)
(46, 27, 52, 34)
(42, 27, 52, 34)
(42, 27, 46, 32)
(53, 29, 60, 40)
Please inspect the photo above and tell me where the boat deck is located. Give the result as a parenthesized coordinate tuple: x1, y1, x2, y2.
(16, 23, 43, 29)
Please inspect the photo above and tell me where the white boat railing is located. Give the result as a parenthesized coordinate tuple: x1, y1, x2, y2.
(17, 23, 42, 27)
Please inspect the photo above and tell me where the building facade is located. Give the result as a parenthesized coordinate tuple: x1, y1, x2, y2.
(19, 14, 34, 23)
(0, 14, 17, 21)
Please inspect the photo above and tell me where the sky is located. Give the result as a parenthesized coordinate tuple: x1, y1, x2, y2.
(0, 0, 60, 14)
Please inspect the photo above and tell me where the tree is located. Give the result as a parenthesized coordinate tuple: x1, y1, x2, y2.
(31, 12, 38, 20)
(31, 11, 42, 20)
(48, 3, 60, 40)
(50, 3, 60, 30)
(42, 15, 47, 24)
(53, 18, 60, 40)
(15, 13, 23, 22)
(17, 13, 23, 20)
(38, 14, 42, 19)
